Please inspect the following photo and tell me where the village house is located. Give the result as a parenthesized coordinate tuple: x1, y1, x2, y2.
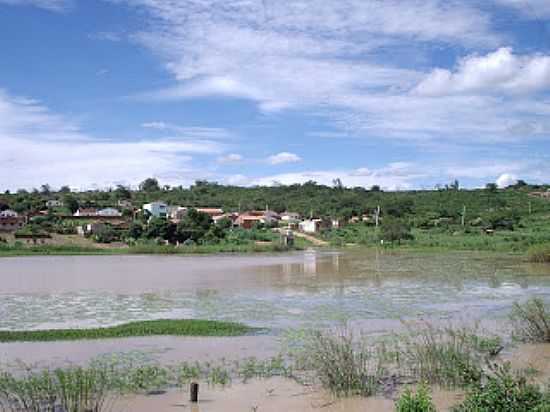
(529, 190, 550, 199)
(299, 218, 325, 234)
(143, 201, 168, 218)
(46, 199, 64, 208)
(74, 208, 98, 217)
(0, 209, 18, 218)
(169, 206, 188, 221)
(236, 210, 280, 229)
(280, 212, 301, 223)
(196, 208, 224, 217)
(0, 215, 25, 232)
(213, 213, 239, 226)
(117, 199, 133, 208)
(97, 208, 122, 217)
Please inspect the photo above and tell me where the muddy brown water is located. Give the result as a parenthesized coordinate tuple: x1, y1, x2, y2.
(0, 249, 549, 367)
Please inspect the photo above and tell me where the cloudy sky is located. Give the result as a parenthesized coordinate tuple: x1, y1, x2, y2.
(1, 0, 549, 191)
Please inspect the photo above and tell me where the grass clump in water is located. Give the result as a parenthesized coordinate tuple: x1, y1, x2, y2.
(527, 244, 550, 263)
(0, 366, 112, 412)
(397, 326, 493, 388)
(299, 328, 385, 397)
(0, 319, 257, 342)
(395, 383, 436, 412)
(510, 298, 550, 343)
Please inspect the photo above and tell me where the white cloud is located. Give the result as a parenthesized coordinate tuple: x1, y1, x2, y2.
(414, 48, 550, 97)
(111, 1, 550, 145)
(0, 0, 70, 11)
(494, 0, 550, 18)
(267, 152, 302, 165)
(0, 90, 223, 190)
(496, 173, 518, 188)
(250, 163, 426, 190)
(217, 153, 243, 164)
(141, 121, 231, 140)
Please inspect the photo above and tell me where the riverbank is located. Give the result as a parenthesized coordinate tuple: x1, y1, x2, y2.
(0, 240, 308, 257)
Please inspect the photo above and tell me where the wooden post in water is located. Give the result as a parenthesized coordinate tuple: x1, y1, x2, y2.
(190, 382, 199, 403)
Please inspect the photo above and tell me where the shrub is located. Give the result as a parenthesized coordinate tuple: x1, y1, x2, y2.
(510, 298, 550, 343)
(452, 363, 550, 412)
(395, 383, 437, 412)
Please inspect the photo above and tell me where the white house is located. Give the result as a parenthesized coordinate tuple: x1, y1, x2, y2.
(0, 209, 18, 218)
(97, 208, 122, 217)
(280, 212, 301, 223)
(169, 206, 188, 221)
(46, 199, 63, 208)
(299, 219, 324, 234)
(143, 201, 168, 218)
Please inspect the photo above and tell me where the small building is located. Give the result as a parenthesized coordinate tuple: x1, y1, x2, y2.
(169, 206, 188, 221)
(143, 202, 168, 218)
(77, 222, 107, 236)
(117, 199, 133, 208)
(74, 208, 98, 217)
(46, 199, 64, 208)
(299, 219, 325, 234)
(213, 213, 238, 226)
(0, 209, 18, 218)
(196, 208, 224, 217)
(97, 208, 122, 217)
(0, 216, 25, 232)
(236, 210, 280, 229)
(280, 212, 301, 223)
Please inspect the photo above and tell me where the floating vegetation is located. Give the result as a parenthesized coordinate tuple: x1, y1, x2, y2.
(0, 319, 258, 342)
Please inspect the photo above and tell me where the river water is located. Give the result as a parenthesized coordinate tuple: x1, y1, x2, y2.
(0, 249, 549, 366)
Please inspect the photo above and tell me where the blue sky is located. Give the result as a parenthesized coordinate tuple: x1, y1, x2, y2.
(1, 0, 550, 191)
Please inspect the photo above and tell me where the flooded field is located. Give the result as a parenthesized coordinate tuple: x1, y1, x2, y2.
(1, 249, 549, 366)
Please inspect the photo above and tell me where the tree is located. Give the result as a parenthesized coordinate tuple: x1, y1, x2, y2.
(485, 183, 498, 193)
(380, 218, 414, 245)
(139, 178, 160, 192)
(63, 195, 79, 214)
(40, 184, 51, 195)
(450, 180, 460, 191)
(176, 208, 213, 243)
(59, 185, 71, 193)
(115, 185, 132, 199)
(144, 217, 174, 240)
(370, 185, 381, 192)
(127, 222, 144, 239)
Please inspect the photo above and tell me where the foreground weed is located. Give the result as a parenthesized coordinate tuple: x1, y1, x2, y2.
(510, 298, 550, 343)
(395, 383, 437, 412)
(452, 363, 550, 412)
(302, 328, 384, 396)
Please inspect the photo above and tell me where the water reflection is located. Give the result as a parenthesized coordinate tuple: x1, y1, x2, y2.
(0, 250, 549, 331)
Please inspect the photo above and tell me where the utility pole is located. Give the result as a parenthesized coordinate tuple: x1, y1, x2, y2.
(461, 205, 466, 227)
(528, 201, 532, 215)
(375, 205, 380, 228)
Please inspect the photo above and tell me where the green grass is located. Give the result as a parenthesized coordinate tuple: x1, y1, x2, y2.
(0, 319, 258, 342)
(0, 241, 303, 257)
(528, 244, 550, 263)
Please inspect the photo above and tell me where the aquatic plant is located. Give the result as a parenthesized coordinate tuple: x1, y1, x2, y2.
(398, 326, 486, 388)
(301, 328, 384, 396)
(0, 366, 112, 412)
(527, 244, 550, 263)
(395, 383, 436, 412)
(0, 319, 257, 342)
(452, 363, 550, 412)
(510, 298, 550, 343)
